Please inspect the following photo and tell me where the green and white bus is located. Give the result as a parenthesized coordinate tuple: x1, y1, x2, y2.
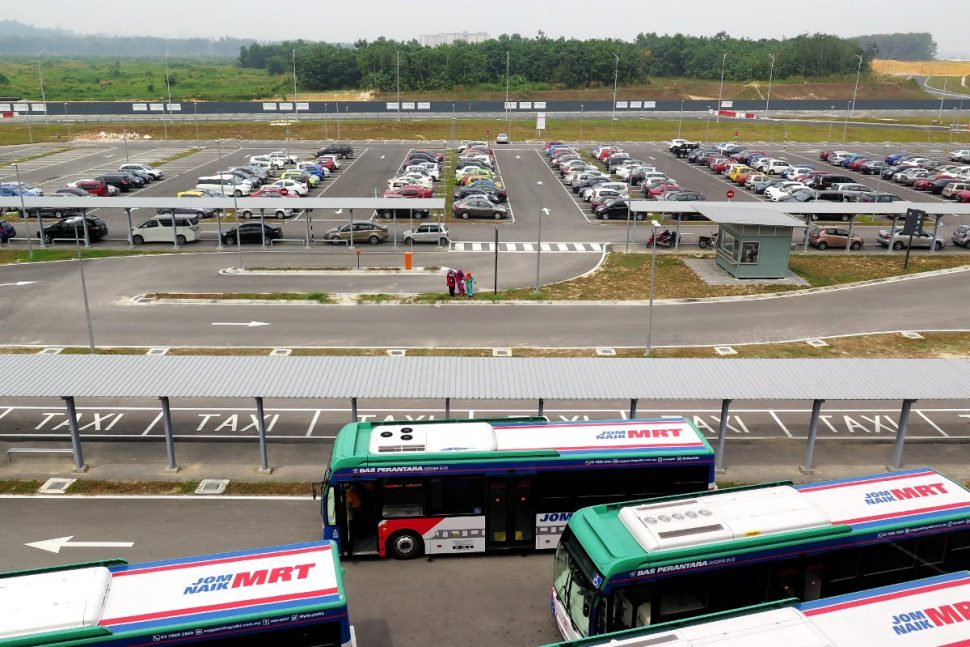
(544, 570, 970, 646)
(319, 416, 715, 559)
(552, 468, 970, 641)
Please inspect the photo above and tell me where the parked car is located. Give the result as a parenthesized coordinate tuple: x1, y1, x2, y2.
(323, 221, 388, 244)
(876, 227, 945, 250)
(808, 227, 863, 250)
(155, 205, 216, 219)
(222, 222, 283, 246)
(269, 150, 299, 165)
(12, 204, 86, 219)
(133, 214, 201, 245)
(950, 224, 970, 248)
(94, 173, 133, 192)
(943, 182, 970, 199)
(811, 174, 855, 190)
(494, 133, 510, 144)
(402, 223, 449, 245)
(384, 185, 433, 199)
(315, 143, 354, 159)
(593, 199, 634, 221)
(119, 163, 163, 179)
(452, 196, 508, 220)
(38, 216, 108, 244)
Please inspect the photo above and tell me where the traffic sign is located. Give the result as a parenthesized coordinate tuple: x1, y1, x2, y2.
(726, 189, 735, 200)
(280, 188, 288, 196)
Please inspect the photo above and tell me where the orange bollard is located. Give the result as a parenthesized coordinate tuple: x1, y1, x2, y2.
(404, 251, 413, 270)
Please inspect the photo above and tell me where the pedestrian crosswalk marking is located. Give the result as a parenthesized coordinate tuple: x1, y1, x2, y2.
(451, 242, 606, 253)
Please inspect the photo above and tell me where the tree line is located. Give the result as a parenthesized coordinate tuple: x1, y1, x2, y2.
(851, 33, 937, 61)
(239, 32, 874, 92)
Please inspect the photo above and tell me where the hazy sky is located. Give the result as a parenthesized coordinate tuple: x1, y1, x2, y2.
(7, 0, 968, 57)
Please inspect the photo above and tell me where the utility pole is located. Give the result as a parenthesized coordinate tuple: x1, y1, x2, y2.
(716, 53, 727, 122)
(611, 53, 620, 140)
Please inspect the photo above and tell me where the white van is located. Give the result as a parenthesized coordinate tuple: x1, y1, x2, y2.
(131, 214, 201, 245)
(196, 176, 252, 196)
(250, 155, 283, 170)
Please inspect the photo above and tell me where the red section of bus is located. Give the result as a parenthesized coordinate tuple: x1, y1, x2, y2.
(377, 517, 445, 557)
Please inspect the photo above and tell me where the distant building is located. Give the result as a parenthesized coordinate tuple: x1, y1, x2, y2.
(419, 32, 490, 47)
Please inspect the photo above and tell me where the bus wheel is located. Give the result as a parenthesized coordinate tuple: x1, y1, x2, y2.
(388, 531, 423, 560)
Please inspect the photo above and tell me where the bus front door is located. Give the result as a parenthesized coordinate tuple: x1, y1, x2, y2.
(486, 477, 534, 549)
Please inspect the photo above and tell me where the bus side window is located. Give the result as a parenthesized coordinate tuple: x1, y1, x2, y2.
(324, 485, 336, 526)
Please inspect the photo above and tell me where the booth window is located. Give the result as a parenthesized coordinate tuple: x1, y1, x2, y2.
(719, 231, 736, 256)
(740, 241, 760, 264)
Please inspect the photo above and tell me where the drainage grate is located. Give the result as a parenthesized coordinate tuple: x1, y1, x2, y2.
(805, 339, 829, 348)
(901, 332, 925, 340)
(493, 348, 512, 357)
(38, 347, 64, 355)
(39, 478, 76, 494)
(195, 479, 230, 495)
(146, 347, 169, 356)
(386, 349, 407, 357)
(714, 346, 738, 356)
(596, 348, 617, 356)
(270, 348, 292, 356)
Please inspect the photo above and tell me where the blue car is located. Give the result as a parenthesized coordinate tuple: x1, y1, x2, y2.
(0, 220, 15, 243)
(885, 152, 909, 165)
(298, 163, 326, 180)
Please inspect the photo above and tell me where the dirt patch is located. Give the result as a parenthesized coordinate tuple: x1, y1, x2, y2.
(874, 59, 970, 76)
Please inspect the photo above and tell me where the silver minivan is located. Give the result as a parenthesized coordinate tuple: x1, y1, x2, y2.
(402, 223, 449, 245)
(132, 215, 201, 245)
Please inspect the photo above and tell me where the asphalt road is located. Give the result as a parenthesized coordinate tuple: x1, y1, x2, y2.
(0, 496, 558, 647)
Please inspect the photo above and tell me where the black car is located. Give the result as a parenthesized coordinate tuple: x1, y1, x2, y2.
(95, 173, 132, 192)
(454, 184, 507, 203)
(229, 167, 262, 188)
(689, 149, 718, 164)
(811, 174, 855, 190)
(38, 216, 108, 243)
(116, 171, 146, 188)
(858, 193, 904, 203)
(315, 143, 354, 159)
(222, 222, 282, 245)
(156, 206, 216, 219)
(15, 205, 86, 219)
(859, 160, 887, 175)
(121, 169, 153, 184)
(664, 191, 707, 202)
(593, 198, 634, 221)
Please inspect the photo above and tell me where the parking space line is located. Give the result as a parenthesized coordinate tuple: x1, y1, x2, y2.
(769, 410, 794, 439)
(305, 408, 322, 437)
(915, 409, 950, 437)
(141, 411, 164, 436)
(0, 407, 11, 422)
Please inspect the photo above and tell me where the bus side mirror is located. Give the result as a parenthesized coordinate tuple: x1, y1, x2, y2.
(311, 482, 319, 500)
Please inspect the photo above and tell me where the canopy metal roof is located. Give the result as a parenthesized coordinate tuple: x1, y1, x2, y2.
(3, 197, 445, 211)
(0, 355, 966, 401)
(630, 200, 970, 221)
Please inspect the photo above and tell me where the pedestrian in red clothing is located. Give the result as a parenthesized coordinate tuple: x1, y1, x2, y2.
(446, 269, 456, 297)
(456, 269, 466, 296)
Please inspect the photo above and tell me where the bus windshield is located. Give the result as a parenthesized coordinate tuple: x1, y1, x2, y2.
(554, 530, 600, 638)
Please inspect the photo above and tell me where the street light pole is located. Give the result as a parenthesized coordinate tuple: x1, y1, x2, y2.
(765, 54, 775, 117)
(841, 99, 852, 143)
(677, 100, 684, 138)
(505, 50, 510, 135)
(611, 53, 620, 140)
(11, 164, 33, 256)
(704, 106, 712, 143)
(292, 49, 299, 126)
(579, 104, 584, 146)
(36, 50, 48, 126)
(534, 181, 543, 294)
(396, 50, 401, 122)
(72, 220, 96, 353)
(716, 53, 727, 122)
(849, 53, 863, 118)
(645, 219, 661, 356)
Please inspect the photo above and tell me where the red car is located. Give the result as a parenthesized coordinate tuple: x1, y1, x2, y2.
(956, 190, 970, 203)
(819, 150, 833, 161)
(647, 183, 683, 198)
(383, 185, 433, 198)
(314, 157, 338, 171)
(736, 171, 756, 185)
(912, 178, 934, 191)
(848, 158, 869, 171)
(711, 159, 732, 174)
(72, 180, 110, 196)
(598, 147, 621, 161)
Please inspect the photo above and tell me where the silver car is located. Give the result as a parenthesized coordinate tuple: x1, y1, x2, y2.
(876, 227, 945, 250)
(402, 223, 450, 245)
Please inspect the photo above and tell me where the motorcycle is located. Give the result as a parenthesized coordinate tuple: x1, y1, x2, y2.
(646, 229, 679, 249)
(698, 231, 719, 249)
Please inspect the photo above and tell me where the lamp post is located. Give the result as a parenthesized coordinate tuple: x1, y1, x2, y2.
(765, 54, 775, 117)
(36, 50, 48, 126)
(645, 219, 661, 356)
(579, 104, 584, 146)
(828, 105, 835, 141)
(13, 163, 43, 249)
(716, 53, 727, 122)
(677, 100, 684, 138)
(122, 133, 129, 163)
(611, 53, 620, 140)
(505, 50, 511, 135)
(165, 50, 174, 122)
(534, 181, 543, 294)
(704, 106, 712, 143)
(849, 53, 863, 118)
(72, 218, 96, 353)
(11, 164, 33, 256)
(64, 102, 72, 143)
(841, 99, 852, 144)
(396, 50, 401, 122)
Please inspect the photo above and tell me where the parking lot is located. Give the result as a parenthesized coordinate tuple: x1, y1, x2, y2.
(2, 138, 969, 254)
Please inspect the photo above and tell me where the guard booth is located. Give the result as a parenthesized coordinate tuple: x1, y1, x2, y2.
(629, 202, 808, 280)
(702, 205, 806, 279)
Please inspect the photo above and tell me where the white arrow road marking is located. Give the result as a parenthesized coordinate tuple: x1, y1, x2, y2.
(26, 536, 134, 554)
(380, 155, 385, 159)
(335, 209, 344, 215)
(515, 155, 521, 159)
(211, 321, 270, 328)
(542, 208, 551, 215)
(0, 281, 39, 287)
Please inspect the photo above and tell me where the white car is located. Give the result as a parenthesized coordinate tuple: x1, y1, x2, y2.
(583, 182, 630, 202)
(250, 155, 284, 170)
(588, 183, 629, 202)
(949, 150, 970, 161)
(271, 179, 308, 196)
(830, 183, 874, 193)
(397, 173, 434, 189)
(458, 141, 489, 153)
(387, 176, 433, 190)
(269, 151, 298, 165)
(640, 172, 672, 186)
(119, 163, 163, 179)
(405, 165, 439, 181)
(667, 138, 698, 150)
(765, 182, 808, 201)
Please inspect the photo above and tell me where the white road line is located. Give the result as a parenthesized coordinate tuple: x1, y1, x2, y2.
(915, 409, 950, 437)
(540, 243, 552, 251)
(0, 407, 11, 422)
(522, 242, 534, 251)
(141, 411, 164, 436)
(504, 242, 516, 251)
(305, 408, 322, 437)
(556, 243, 570, 251)
(769, 410, 794, 439)
(471, 242, 482, 251)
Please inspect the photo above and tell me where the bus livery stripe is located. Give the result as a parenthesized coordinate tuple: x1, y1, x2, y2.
(834, 501, 970, 526)
(112, 544, 330, 577)
(796, 468, 935, 492)
(802, 576, 970, 616)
